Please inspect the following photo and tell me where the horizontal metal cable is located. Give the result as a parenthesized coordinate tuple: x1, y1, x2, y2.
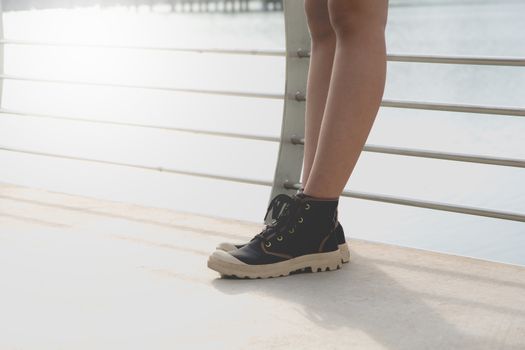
(315, 51, 525, 67)
(3, 108, 524, 168)
(0, 39, 286, 56)
(2, 39, 525, 66)
(0, 145, 273, 187)
(0, 108, 280, 143)
(364, 144, 525, 168)
(381, 99, 525, 117)
(285, 183, 525, 223)
(386, 54, 525, 67)
(2, 74, 524, 117)
(0, 74, 283, 100)
(292, 138, 525, 168)
(296, 94, 525, 117)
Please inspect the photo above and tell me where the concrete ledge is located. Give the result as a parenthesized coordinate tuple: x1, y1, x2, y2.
(1, 182, 524, 349)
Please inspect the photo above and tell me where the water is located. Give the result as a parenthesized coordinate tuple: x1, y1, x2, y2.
(0, 1, 524, 265)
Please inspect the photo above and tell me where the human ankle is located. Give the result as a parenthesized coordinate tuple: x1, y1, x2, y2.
(301, 190, 339, 201)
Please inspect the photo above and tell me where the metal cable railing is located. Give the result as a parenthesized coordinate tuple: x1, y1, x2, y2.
(2, 107, 525, 168)
(380, 99, 525, 117)
(3, 142, 524, 223)
(0, 39, 286, 56)
(0, 108, 280, 143)
(292, 138, 525, 169)
(2, 38, 525, 67)
(1, 74, 524, 116)
(0, 0, 524, 223)
(0, 74, 283, 100)
(0, 145, 273, 187)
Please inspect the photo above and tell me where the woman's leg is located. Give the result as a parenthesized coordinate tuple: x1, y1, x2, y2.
(303, 0, 389, 199)
(301, 0, 336, 187)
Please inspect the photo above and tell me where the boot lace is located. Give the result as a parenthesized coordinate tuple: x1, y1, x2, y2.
(250, 193, 297, 242)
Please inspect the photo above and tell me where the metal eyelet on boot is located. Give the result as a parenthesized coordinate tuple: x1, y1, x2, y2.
(265, 241, 272, 248)
(305, 203, 310, 210)
(298, 217, 303, 223)
(277, 235, 283, 242)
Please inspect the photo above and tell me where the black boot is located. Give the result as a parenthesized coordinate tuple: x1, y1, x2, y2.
(215, 188, 350, 264)
(208, 192, 343, 278)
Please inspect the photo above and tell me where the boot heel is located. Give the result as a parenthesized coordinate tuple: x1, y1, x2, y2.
(339, 243, 351, 263)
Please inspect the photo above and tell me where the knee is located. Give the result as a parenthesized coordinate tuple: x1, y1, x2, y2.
(304, 0, 336, 43)
(328, 0, 388, 38)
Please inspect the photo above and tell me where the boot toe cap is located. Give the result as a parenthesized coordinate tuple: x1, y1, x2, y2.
(210, 249, 247, 265)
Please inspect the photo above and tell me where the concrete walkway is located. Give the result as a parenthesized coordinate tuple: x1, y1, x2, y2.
(1, 182, 524, 349)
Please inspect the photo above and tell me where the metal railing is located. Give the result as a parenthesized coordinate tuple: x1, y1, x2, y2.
(0, 0, 524, 223)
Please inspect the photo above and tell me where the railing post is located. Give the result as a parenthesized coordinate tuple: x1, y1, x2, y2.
(268, 0, 310, 205)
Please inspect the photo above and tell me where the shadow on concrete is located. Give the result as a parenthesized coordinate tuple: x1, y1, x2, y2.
(211, 250, 525, 349)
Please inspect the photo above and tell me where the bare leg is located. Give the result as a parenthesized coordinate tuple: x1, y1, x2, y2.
(303, 0, 389, 199)
(301, 0, 336, 187)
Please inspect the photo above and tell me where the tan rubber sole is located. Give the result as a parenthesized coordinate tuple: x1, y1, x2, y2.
(207, 249, 342, 279)
(217, 242, 351, 264)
